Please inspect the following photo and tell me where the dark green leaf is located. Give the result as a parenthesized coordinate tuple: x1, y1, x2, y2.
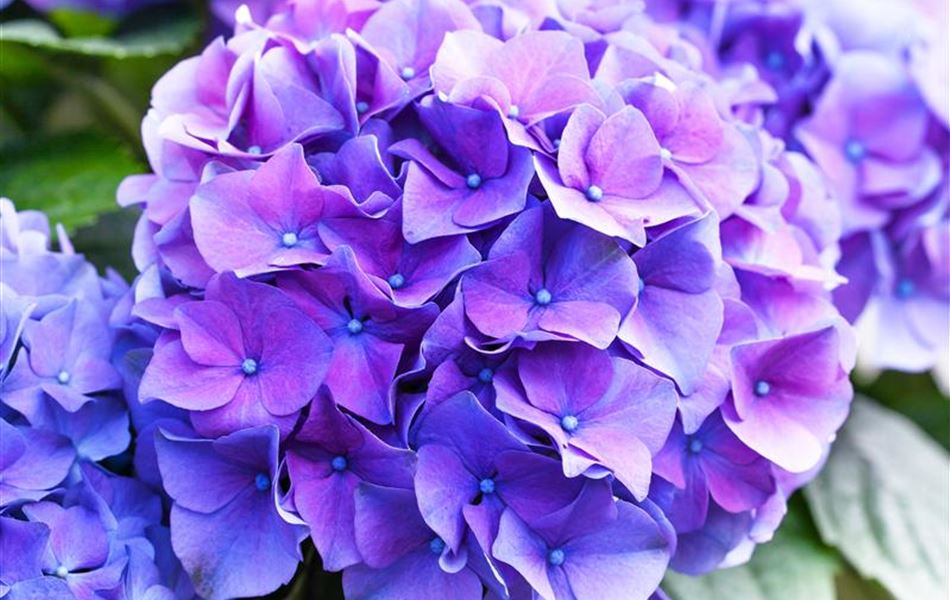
(0, 130, 143, 232)
(663, 500, 840, 600)
(855, 370, 950, 449)
(70, 208, 139, 280)
(0, 9, 199, 58)
(805, 398, 949, 600)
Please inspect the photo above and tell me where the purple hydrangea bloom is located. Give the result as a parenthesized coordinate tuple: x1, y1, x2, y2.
(493, 481, 674, 600)
(0, 419, 74, 509)
(395, 97, 536, 241)
(342, 483, 485, 599)
(190, 144, 340, 275)
(155, 426, 307, 600)
(461, 205, 639, 349)
(725, 326, 852, 472)
(535, 104, 701, 246)
(652, 412, 776, 533)
(496, 342, 678, 499)
(286, 390, 416, 570)
(279, 247, 438, 424)
(3, 301, 121, 416)
(139, 272, 333, 437)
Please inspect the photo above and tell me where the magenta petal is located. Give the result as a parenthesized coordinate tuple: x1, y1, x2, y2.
(139, 340, 240, 411)
(415, 445, 476, 552)
(174, 301, 244, 367)
(585, 106, 663, 198)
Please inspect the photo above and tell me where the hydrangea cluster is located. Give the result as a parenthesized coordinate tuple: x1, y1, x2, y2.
(656, 0, 950, 379)
(3, 1, 861, 599)
(0, 199, 192, 599)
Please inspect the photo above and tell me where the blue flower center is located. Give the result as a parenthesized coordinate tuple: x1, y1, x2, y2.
(247, 145, 262, 155)
(429, 537, 446, 554)
(281, 232, 299, 248)
(547, 548, 566, 566)
(844, 139, 867, 163)
(560, 415, 579, 433)
(585, 185, 604, 202)
(754, 380, 771, 397)
(552, 138, 561, 148)
(507, 105, 521, 119)
(356, 101, 369, 114)
(479, 478, 496, 495)
(400, 66, 416, 80)
(637, 277, 646, 294)
(347, 319, 364, 335)
(688, 438, 704, 454)
(477, 367, 494, 383)
(895, 278, 914, 299)
(254, 473, 271, 491)
(534, 288, 552, 306)
(466, 173, 482, 189)
(331, 455, 348, 472)
(56, 370, 71, 385)
(764, 50, 785, 71)
(388, 273, 406, 289)
(659, 147, 673, 161)
(241, 358, 258, 376)
(54, 565, 68, 578)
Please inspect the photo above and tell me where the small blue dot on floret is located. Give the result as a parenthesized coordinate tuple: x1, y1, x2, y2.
(844, 139, 867, 163)
(478, 367, 494, 383)
(400, 66, 416, 80)
(637, 277, 646, 294)
(56, 370, 71, 385)
(356, 101, 369, 114)
(347, 319, 364, 335)
(466, 173, 482, 189)
(764, 50, 785, 71)
(429, 537, 446, 554)
(585, 185, 604, 202)
(535, 288, 552, 306)
(507, 105, 520, 119)
(388, 273, 406, 289)
(331, 455, 348, 472)
(55, 565, 68, 578)
(688, 438, 704, 454)
(241, 358, 258, 376)
(560, 415, 579, 433)
(895, 278, 914, 299)
(254, 473, 271, 491)
(247, 145, 262, 155)
(754, 380, 771, 397)
(281, 232, 299, 248)
(547, 548, 565, 566)
(479, 478, 496, 495)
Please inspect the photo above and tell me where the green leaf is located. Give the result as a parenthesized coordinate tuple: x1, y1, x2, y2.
(48, 9, 118, 37)
(805, 398, 950, 600)
(663, 501, 840, 600)
(0, 130, 143, 232)
(0, 10, 199, 58)
(70, 208, 139, 280)
(856, 370, 950, 450)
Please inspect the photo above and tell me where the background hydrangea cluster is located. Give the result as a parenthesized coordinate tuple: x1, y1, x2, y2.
(657, 0, 949, 382)
(0, 199, 193, 599)
(0, 0, 946, 599)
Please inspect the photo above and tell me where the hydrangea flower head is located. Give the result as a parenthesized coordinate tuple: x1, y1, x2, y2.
(102, 0, 883, 596)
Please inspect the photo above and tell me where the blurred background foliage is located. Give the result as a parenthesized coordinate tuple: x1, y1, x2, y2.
(1, 3, 947, 599)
